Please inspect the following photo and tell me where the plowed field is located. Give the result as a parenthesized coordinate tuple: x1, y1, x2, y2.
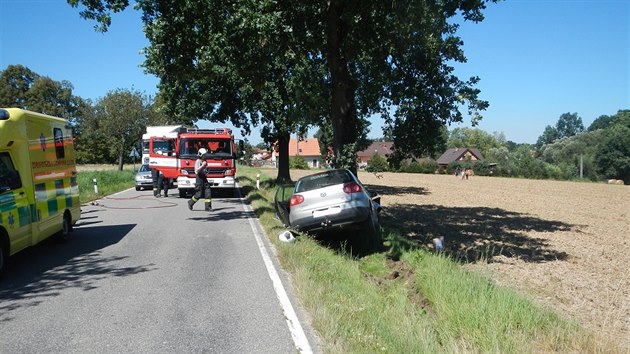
(265, 169, 630, 350)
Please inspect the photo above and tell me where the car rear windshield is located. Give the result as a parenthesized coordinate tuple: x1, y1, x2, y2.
(295, 170, 353, 193)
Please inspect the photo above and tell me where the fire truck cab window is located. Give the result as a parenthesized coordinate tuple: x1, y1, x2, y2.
(153, 140, 174, 155)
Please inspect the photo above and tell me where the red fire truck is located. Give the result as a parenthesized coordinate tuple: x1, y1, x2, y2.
(146, 127, 240, 197)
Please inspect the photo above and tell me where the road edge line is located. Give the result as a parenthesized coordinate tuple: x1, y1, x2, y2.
(238, 185, 314, 354)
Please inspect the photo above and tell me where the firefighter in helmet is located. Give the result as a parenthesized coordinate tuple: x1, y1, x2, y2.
(187, 147, 212, 211)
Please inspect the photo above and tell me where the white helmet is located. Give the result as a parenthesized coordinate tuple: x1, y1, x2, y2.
(198, 148, 207, 156)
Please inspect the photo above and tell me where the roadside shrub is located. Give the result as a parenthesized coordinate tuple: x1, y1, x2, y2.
(472, 160, 491, 176)
(367, 153, 389, 172)
(289, 156, 309, 169)
(398, 159, 438, 174)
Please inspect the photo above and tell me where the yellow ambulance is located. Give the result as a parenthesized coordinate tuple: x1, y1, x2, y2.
(0, 108, 81, 276)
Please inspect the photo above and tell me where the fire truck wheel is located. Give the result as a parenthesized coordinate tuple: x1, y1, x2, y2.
(53, 212, 72, 243)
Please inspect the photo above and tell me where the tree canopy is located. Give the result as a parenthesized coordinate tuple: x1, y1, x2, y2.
(536, 112, 584, 149)
(595, 110, 630, 184)
(0, 64, 81, 118)
(75, 89, 152, 169)
(447, 127, 505, 158)
(70, 0, 493, 180)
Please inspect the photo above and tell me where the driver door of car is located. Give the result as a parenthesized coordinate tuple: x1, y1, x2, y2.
(274, 184, 295, 228)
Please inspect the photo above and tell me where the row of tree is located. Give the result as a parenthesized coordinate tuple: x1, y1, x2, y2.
(2, 64, 627, 184)
(0, 65, 169, 169)
(365, 111, 630, 184)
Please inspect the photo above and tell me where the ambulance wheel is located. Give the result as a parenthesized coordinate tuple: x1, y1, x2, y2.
(54, 213, 72, 243)
(0, 232, 8, 278)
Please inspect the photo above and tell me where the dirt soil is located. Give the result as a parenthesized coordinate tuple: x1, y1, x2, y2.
(268, 169, 630, 350)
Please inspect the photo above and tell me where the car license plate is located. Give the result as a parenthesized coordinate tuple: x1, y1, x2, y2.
(313, 206, 340, 218)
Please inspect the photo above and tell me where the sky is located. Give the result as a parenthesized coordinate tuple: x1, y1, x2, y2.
(1, 0, 628, 146)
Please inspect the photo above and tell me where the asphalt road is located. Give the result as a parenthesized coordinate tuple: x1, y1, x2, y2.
(0, 187, 317, 353)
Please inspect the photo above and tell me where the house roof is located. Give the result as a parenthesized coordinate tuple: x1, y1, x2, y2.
(288, 138, 321, 157)
(357, 142, 394, 158)
(437, 148, 484, 165)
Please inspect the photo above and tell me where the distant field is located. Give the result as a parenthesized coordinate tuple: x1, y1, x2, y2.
(268, 169, 630, 350)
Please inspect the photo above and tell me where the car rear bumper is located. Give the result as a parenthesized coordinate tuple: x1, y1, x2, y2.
(290, 205, 370, 233)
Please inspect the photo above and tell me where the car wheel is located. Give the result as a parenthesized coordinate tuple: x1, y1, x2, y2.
(136, 186, 141, 191)
(53, 212, 72, 243)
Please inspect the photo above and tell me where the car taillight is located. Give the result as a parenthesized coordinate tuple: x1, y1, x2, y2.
(343, 182, 362, 194)
(290, 194, 304, 206)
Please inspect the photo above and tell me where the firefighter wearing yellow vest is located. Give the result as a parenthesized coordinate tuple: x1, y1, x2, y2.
(187, 148, 212, 211)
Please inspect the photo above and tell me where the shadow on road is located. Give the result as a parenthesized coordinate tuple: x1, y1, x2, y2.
(0, 221, 156, 321)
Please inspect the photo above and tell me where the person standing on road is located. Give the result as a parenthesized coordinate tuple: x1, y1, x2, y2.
(187, 148, 212, 211)
(152, 169, 169, 197)
(158, 170, 169, 197)
(151, 167, 160, 197)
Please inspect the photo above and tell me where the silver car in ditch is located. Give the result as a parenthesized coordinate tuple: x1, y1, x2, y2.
(274, 169, 382, 247)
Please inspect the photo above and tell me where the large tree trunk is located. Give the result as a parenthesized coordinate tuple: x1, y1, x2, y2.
(118, 151, 124, 171)
(327, 1, 358, 175)
(275, 131, 292, 183)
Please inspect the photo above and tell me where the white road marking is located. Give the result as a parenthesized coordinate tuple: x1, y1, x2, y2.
(238, 185, 314, 354)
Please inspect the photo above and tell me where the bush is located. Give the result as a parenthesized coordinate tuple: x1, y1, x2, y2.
(472, 161, 491, 176)
(398, 159, 438, 174)
(366, 153, 389, 172)
(289, 156, 309, 170)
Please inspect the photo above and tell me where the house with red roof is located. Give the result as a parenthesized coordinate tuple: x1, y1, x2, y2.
(357, 142, 394, 167)
(279, 138, 323, 168)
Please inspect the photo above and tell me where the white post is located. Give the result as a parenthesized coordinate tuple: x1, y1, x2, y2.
(93, 178, 99, 194)
(256, 174, 260, 190)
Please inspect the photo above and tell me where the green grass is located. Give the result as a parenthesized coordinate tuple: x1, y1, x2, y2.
(77, 167, 135, 204)
(237, 165, 606, 354)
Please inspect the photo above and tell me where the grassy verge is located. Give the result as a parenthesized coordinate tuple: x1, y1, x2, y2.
(75, 165, 608, 352)
(237, 166, 603, 353)
(77, 168, 135, 204)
